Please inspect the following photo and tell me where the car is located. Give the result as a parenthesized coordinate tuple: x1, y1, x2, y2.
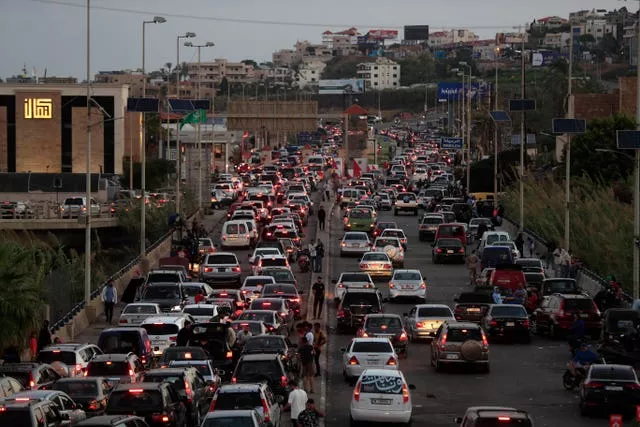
(337, 289, 385, 332)
(541, 278, 581, 297)
(403, 304, 455, 342)
(140, 367, 212, 426)
(198, 238, 216, 255)
(454, 406, 534, 426)
(375, 193, 393, 210)
(453, 292, 495, 323)
(418, 215, 445, 242)
(251, 255, 290, 276)
(37, 343, 103, 377)
(394, 192, 419, 215)
(1, 390, 87, 424)
(237, 310, 284, 335)
(241, 276, 277, 303)
(96, 328, 153, 367)
(350, 369, 414, 426)
(182, 283, 215, 305)
(0, 376, 24, 399)
(52, 377, 113, 416)
(208, 384, 282, 426)
(372, 221, 398, 238)
(0, 363, 62, 390)
(579, 364, 640, 417)
(85, 353, 144, 386)
(248, 248, 281, 265)
(201, 409, 272, 427)
(168, 359, 221, 387)
(230, 321, 269, 337)
(182, 304, 219, 323)
(533, 293, 601, 338)
(61, 196, 100, 218)
(145, 270, 186, 287)
(434, 223, 468, 247)
(371, 236, 405, 267)
(432, 238, 465, 264)
(240, 335, 300, 373)
(333, 272, 375, 302)
(158, 346, 210, 369)
(480, 246, 515, 269)
(141, 315, 192, 357)
(478, 231, 510, 256)
(344, 208, 376, 233)
(260, 283, 302, 320)
(259, 267, 298, 288)
(378, 228, 408, 249)
(137, 283, 186, 313)
(0, 397, 69, 426)
(489, 265, 527, 294)
(357, 314, 409, 356)
(76, 415, 150, 426)
(388, 269, 426, 302)
(105, 382, 187, 427)
(515, 257, 545, 273)
(359, 252, 394, 278)
(188, 323, 238, 377)
(468, 217, 495, 238)
(480, 304, 531, 343)
(199, 253, 242, 285)
(208, 289, 246, 312)
(231, 354, 292, 400)
(118, 303, 163, 326)
(341, 338, 399, 385)
(430, 322, 490, 373)
(489, 240, 521, 259)
(340, 232, 372, 257)
(249, 299, 294, 332)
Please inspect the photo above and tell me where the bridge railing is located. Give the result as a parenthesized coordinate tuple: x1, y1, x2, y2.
(0, 201, 113, 221)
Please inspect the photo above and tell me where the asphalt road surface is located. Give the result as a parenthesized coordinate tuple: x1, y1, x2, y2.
(323, 206, 609, 427)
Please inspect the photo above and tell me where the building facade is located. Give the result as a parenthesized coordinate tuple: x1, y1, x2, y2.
(0, 83, 131, 174)
(356, 57, 400, 90)
(186, 59, 257, 89)
(95, 71, 145, 97)
(295, 59, 327, 89)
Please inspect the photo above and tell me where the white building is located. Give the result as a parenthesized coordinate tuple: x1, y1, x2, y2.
(543, 32, 572, 49)
(428, 29, 479, 47)
(580, 18, 617, 40)
(295, 59, 326, 89)
(321, 28, 360, 56)
(356, 57, 400, 90)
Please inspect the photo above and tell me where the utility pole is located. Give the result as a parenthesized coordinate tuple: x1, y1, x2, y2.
(634, 7, 640, 300)
(84, 0, 91, 304)
(197, 46, 202, 212)
(466, 68, 472, 192)
(564, 27, 574, 252)
(519, 29, 525, 234)
(494, 47, 500, 208)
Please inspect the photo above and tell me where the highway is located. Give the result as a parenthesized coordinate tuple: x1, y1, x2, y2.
(322, 205, 605, 427)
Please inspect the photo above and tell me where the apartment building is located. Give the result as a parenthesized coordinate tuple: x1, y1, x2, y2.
(322, 28, 360, 56)
(186, 58, 257, 89)
(294, 59, 327, 89)
(356, 57, 400, 90)
(428, 29, 479, 48)
(95, 71, 145, 97)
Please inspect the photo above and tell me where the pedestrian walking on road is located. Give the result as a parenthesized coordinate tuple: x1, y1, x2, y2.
(314, 240, 324, 273)
(298, 337, 316, 393)
(466, 250, 480, 285)
(101, 280, 117, 324)
(312, 278, 325, 319)
(37, 320, 52, 354)
(283, 380, 307, 426)
(515, 233, 524, 258)
(297, 398, 324, 427)
(317, 206, 326, 231)
(312, 323, 326, 377)
(308, 240, 317, 274)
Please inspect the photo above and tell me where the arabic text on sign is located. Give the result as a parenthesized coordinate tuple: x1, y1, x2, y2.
(24, 98, 53, 119)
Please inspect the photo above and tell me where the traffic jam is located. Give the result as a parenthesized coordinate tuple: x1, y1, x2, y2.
(2, 127, 639, 427)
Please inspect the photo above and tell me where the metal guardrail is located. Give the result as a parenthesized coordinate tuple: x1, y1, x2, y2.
(0, 201, 113, 220)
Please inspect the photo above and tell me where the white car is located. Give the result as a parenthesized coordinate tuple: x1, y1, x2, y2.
(372, 236, 405, 267)
(388, 269, 426, 302)
(248, 247, 281, 265)
(478, 231, 511, 255)
(379, 228, 408, 249)
(182, 304, 218, 323)
(359, 252, 394, 278)
(350, 369, 414, 425)
(413, 168, 428, 181)
(403, 304, 455, 341)
(141, 315, 192, 356)
(334, 272, 375, 302)
(118, 303, 162, 326)
(340, 232, 372, 257)
(489, 240, 521, 259)
(341, 337, 399, 384)
(251, 254, 290, 276)
(241, 276, 276, 303)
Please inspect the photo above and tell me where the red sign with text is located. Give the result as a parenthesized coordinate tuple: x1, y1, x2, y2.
(610, 414, 622, 427)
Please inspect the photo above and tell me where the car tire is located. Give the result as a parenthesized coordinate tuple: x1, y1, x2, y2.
(579, 401, 591, 417)
(350, 415, 360, 427)
(433, 256, 438, 264)
(434, 357, 442, 372)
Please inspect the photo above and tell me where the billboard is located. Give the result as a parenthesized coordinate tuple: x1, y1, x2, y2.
(496, 32, 528, 44)
(318, 79, 365, 95)
(404, 25, 429, 41)
(437, 82, 491, 102)
(440, 137, 463, 149)
(531, 51, 569, 67)
(367, 29, 398, 40)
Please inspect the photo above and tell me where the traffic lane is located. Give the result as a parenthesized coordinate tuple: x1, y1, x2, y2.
(325, 209, 602, 426)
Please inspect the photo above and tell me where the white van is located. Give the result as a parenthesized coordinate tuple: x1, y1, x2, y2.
(221, 220, 251, 248)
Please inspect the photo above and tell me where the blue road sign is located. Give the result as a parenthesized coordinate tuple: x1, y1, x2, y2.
(440, 137, 463, 149)
(617, 130, 640, 149)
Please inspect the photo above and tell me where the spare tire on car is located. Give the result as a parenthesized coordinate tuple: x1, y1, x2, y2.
(460, 340, 483, 361)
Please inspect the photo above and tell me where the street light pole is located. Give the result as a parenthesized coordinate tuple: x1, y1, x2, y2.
(519, 31, 525, 234)
(635, 9, 640, 300)
(175, 32, 195, 215)
(565, 27, 575, 252)
(494, 47, 500, 208)
(84, 0, 91, 304)
(141, 16, 166, 259)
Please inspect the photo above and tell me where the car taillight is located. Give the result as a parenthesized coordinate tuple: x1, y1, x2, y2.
(204, 267, 213, 273)
(231, 377, 237, 384)
(29, 373, 35, 389)
(399, 331, 408, 341)
(209, 247, 215, 253)
(353, 380, 361, 401)
(87, 399, 99, 410)
(337, 308, 345, 318)
(232, 267, 241, 272)
(458, 248, 464, 254)
(436, 248, 443, 253)
(625, 383, 640, 390)
(261, 397, 271, 421)
(281, 375, 287, 388)
(583, 381, 603, 389)
(226, 351, 233, 359)
(489, 319, 498, 327)
(349, 356, 359, 365)
(415, 322, 424, 328)
(129, 369, 135, 379)
(209, 396, 217, 412)
(439, 333, 448, 351)
(402, 383, 410, 403)
(341, 242, 346, 247)
(169, 336, 177, 342)
(384, 264, 392, 269)
(151, 413, 171, 423)
(386, 357, 397, 366)
(361, 331, 369, 337)
(74, 364, 83, 374)
(291, 297, 300, 302)
(360, 263, 368, 269)
(482, 332, 489, 350)
(522, 319, 530, 328)
(119, 319, 128, 324)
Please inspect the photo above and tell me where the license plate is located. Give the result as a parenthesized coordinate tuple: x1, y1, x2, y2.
(447, 250, 454, 254)
(467, 308, 481, 312)
(506, 322, 515, 327)
(371, 398, 392, 405)
(218, 268, 226, 272)
(152, 341, 164, 345)
(366, 359, 379, 365)
(605, 386, 623, 391)
(445, 354, 459, 360)
(373, 264, 383, 269)
(402, 285, 413, 289)
(348, 243, 357, 247)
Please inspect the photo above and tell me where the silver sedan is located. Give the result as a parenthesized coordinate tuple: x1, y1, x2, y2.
(403, 304, 455, 341)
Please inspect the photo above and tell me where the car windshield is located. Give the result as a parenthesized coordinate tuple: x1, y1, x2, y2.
(491, 306, 527, 317)
(363, 253, 389, 262)
(143, 286, 180, 300)
(376, 238, 399, 247)
(264, 270, 294, 282)
(53, 380, 98, 396)
(87, 361, 129, 376)
(352, 341, 393, 353)
(108, 390, 163, 412)
(184, 307, 215, 316)
(213, 392, 262, 410)
(37, 350, 76, 365)
(142, 374, 185, 392)
(236, 361, 280, 379)
(590, 367, 637, 381)
(262, 286, 297, 296)
(438, 239, 462, 247)
(251, 300, 283, 310)
(143, 323, 180, 335)
(350, 210, 372, 219)
(244, 337, 285, 352)
(517, 259, 542, 268)
(359, 375, 403, 394)
(546, 280, 577, 293)
(345, 234, 367, 241)
(382, 230, 404, 238)
(438, 226, 463, 235)
(238, 312, 274, 323)
(65, 198, 83, 205)
(244, 278, 274, 287)
(394, 272, 421, 281)
(99, 331, 142, 354)
(486, 234, 508, 244)
(447, 328, 483, 341)
(421, 217, 443, 225)
(161, 348, 208, 362)
(172, 362, 211, 376)
(207, 255, 238, 265)
(475, 419, 532, 427)
(260, 258, 287, 267)
(340, 274, 370, 283)
(366, 317, 402, 331)
(418, 307, 452, 317)
(123, 305, 157, 314)
(343, 294, 379, 307)
(564, 299, 594, 311)
(147, 273, 179, 283)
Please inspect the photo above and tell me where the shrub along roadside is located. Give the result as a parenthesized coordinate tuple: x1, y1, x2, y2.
(502, 175, 633, 291)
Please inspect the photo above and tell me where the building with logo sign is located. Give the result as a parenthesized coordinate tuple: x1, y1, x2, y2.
(0, 83, 135, 174)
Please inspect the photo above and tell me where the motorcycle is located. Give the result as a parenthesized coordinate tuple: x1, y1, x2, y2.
(562, 357, 606, 390)
(297, 249, 311, 273)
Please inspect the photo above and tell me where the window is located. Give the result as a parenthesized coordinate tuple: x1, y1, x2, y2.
(143, 323, 180, 335)
(352, 341, 392, 353)
(418, 307, 452, 317)
(447, 327, 483, 341)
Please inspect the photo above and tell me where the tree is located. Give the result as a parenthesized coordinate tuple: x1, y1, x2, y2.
(218, 77, 229, 96)
(321, 57, 363, 79)
(398, 54, 436, 86)
(241, 59, 258, 68)
(565, 114, 636, 183)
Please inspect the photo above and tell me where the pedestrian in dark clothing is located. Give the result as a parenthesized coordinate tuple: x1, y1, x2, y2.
(37, 320, 52, 353)
(298, 337, 315, 393)
(314, 241, 324, 273)
(515, 233, 524, 258)
(176, 322, 193, 347)
(311, 277, 325, 319)
(317, 206, 326, 231)
(101, 280, 118, 324)
(312, 323, 326, 377)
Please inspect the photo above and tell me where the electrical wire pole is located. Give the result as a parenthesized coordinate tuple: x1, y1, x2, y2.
(84, 0, 92, 304)
(564, 27, 574, 252)
(519, 31, 525, 234)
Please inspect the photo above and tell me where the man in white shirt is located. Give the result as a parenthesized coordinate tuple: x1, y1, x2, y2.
(282, 379, 307, 424)
(304, 322, 314, 346)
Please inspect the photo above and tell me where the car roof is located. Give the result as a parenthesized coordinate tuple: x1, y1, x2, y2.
(142, 316, 188, 325)
(92, 353, 132, 361)
(345, 288, 379, 294)
(183, 304, 217, 309)
(7, 390, 63, 399)
(360, 368, 403, 377)
(41, 343, 94, 351)
(239, 353, 280, 361)
(217, 383, 264, 392)
(393, 269, 420, 274)
(343, 232, 368, 237)
(351, 337, 393, 343)
(446, 321, 480, 329)
(414, 304, 451, 309)
(365, 313, 402, 319)
(143, 368, 188, 375)
(113, 383, 163, 391)
(490, 304, 526, 310)
(558, 293, 592, 299)
(204, 409, 259, 418)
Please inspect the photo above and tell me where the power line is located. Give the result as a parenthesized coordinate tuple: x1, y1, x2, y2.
(32, 0, 522, 31)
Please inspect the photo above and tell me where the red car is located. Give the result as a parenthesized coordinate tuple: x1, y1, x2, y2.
(533, 293, 601, 338)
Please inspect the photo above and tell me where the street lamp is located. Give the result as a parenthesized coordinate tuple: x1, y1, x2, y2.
(84, 0, 91, 304)
(140, 15, 166, 260)
(173, 31, 195, 215)
(459, 61, 472, 192)
(184, 41, 215, 213)
(494, 47, 500, 208)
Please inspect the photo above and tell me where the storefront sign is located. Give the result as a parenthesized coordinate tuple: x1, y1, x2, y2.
(24, 98, 53, 119)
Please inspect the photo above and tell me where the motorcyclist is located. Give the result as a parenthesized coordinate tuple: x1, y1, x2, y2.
(568, 313, 586, 353)
(569, 342, 599, 377)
